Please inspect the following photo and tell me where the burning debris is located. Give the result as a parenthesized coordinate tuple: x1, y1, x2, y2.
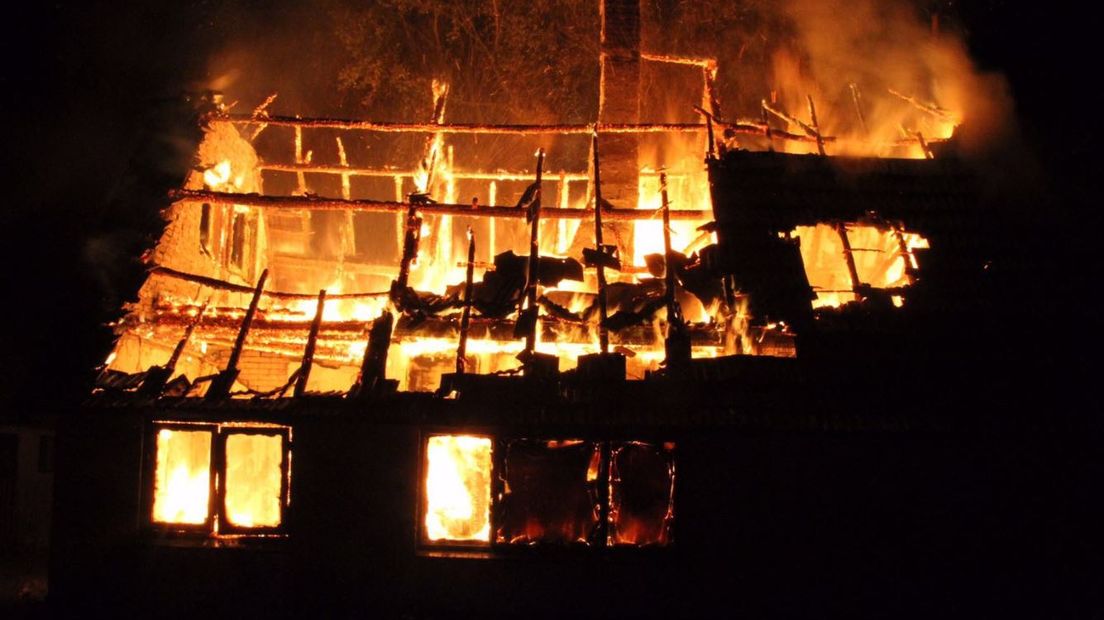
(94, 0, 968, 401)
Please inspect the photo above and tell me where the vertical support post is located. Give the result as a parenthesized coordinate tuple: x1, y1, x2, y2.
(354, 311, 394, 398)
(518, 149, 545, 355)
(761, 102, 775, 152)
(592, 131, 611, 355)
(393, 175, 405, 255)
(835, 223, 864, 301)
(915, 131, 934, 159)
(336, 137, 352, 200)
(806, 95, 827, 156)
(702, 61, 720, 119)
(660, 172, 690, 369)
(488, 180, 498, 261)
(849, 83, 869, 136)
(394, 205, 422, 294)
(661, 172, 682, 328)
(456, 227, 476, 374)
(336, 137, 352, 279)
(294, 289, 327, 397)
(704, 113, 716, 160)
(894, 225, 920, 283)
(294, 126, 307, 194)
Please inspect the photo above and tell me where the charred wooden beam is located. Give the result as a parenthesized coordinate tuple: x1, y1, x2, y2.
(170, 189, 710, 221)
(888, 88, 955, 121)
(139, 312, 725, 360)
(694, 107, 716, 159)
(456, 228, 476, 374)
(516, 149, 545, 356)
(293, 289, 326, 397)
(760, 103, 775, 152)
(393, 204, 422, 293)
(418, 81, 450, 192)
(137, 300, 207, 397)
(806, 95, 827, 156)
(835, 224, 864, 300)
(205, 269, 267, 400)
(849, 83, 869, 136)
(915, 131, 934, 160)
(259, 163, 593, 182)
(591, 131, 611, 354)
(762, 101, 825, 148)
(352, 311, 395, 398)
(217, 112, 942, 148)
(661, 172, 690, 369)
(640, 52, 715, 68)
(894, 226, 920, 282)
(149, 265, 388, 300)
(217, 115, 709, 135)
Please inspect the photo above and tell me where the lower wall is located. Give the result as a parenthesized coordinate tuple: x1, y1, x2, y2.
(0, 424, 53, 603)
(49, 405, 1104, 618)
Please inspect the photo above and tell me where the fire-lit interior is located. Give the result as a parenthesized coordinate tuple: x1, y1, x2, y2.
(224, 433, 285, 528)
(150, 422, 290, 534)
(152, 429, 212, 525)
(424, 435, 493, 543)
(608, 441, 675, 546)
(423, 435, 675, 548)
(794, 223, 929, 309)
(496, 440, 602, 545)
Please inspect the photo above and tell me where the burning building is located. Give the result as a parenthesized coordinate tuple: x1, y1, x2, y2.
(49, 1, 1017, 617)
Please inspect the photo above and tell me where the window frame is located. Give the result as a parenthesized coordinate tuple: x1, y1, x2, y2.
(215, 426, 292, 537)
(416, 432, 676, 555)
(143, 420, 292, 540)
(416, 431, 496, 551)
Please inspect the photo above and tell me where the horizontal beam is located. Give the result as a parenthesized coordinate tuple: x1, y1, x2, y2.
(257, 163, 687, 182)
(149, 265, 389, 300)
(218, 114, 709, 135)
(640, 52, 716, 69)
(220, 113, 850, 145)
(218, 113, 938, 149)
(170, 189, 712, 221)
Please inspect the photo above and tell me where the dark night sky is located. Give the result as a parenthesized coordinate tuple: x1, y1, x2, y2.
(1, 1, 1099, 420)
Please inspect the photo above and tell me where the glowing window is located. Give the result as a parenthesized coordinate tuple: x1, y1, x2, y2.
(152, 428, 212, 525)
(423, 435, 492, 544)
(793, 223, 928, 309)
(223, 433, 285, 529)
(608, 442, 676, 546)
(496, 440, 602, 545)
(420, 436, 676, 552)
(229, 213, 247, 269)
(199, 203, 212, 255)
(149, 422, 290, 537)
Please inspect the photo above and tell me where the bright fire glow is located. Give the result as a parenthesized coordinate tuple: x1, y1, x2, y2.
(152, 429, 211, 525)
(794, 223, 929, 308)
(424, 435, 492, 543)
(224, 433, 284, 528)
(203, 159, 245, 191)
